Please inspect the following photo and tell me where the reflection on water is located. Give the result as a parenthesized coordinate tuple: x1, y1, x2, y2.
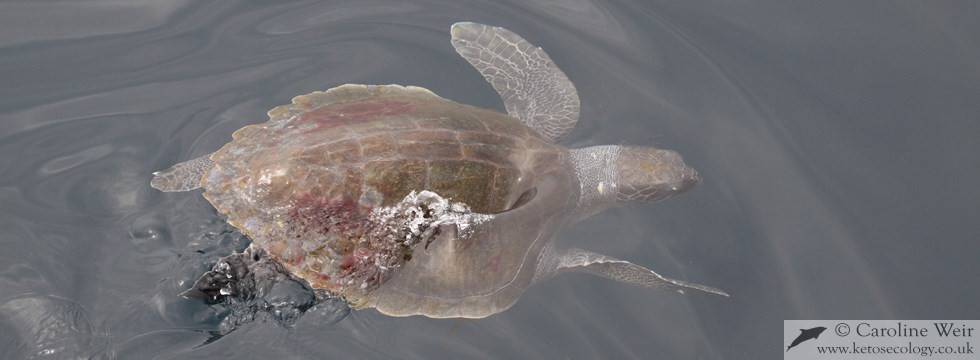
(0, 294, 95, 359)
(2, 1, 978, 359)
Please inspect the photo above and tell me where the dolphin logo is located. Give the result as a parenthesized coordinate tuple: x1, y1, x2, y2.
(786, 326, 827, 352)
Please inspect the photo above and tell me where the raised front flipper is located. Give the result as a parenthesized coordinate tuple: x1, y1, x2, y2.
(450, 22, 580, 142)
(557, 248, 729, 296)
(150, 153, 214, 192)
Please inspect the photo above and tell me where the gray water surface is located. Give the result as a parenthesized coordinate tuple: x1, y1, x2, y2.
(2, 1, 978, 359)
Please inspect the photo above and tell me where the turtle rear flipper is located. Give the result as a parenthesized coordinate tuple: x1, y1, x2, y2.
(182, 245, 312, 302)
(555, 248, 729, 297)
(451, 22, 580, 143)
(151, 153, 214, 192)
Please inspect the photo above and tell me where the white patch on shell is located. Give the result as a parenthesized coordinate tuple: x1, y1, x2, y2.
(285, 190, 494, 297)
(369, 190, 493, 246)
(257, 167, 287, 185)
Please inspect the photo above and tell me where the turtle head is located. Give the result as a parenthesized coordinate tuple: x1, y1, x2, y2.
(569, 145, 700, 218)
(614, 146, 701, 202)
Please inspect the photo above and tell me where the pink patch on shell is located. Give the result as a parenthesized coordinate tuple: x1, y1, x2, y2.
(298, 99, 414, 133)
(284, 193, 395, 294)
(281, 245, 305, 266)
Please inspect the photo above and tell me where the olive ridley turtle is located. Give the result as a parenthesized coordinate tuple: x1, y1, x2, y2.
(152, 22, 727, 319)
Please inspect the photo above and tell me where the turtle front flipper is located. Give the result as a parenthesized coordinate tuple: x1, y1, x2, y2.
(553, 247, 728, 297)
(451, 22, 580, 142)
(150, 153, 214, 192)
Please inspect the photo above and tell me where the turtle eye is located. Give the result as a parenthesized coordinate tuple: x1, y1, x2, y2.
(507, 187, 537, 211)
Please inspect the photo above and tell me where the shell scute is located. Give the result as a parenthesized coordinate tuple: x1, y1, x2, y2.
(415, 114, 487, 132)
(359, 134, 397, 159)
(480, 112, 530, 138)
(398, 140, 463, 160)
(325, 139, 363, 164)
(362, 159, 429, 206)
(489, 167, 525, 211)
(425, 160, 497, 213)
(458, 131, 518, 147)
(297, 99, 416, 135)
(394, 129, 458, 143)
(462, 143, 514, 164)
